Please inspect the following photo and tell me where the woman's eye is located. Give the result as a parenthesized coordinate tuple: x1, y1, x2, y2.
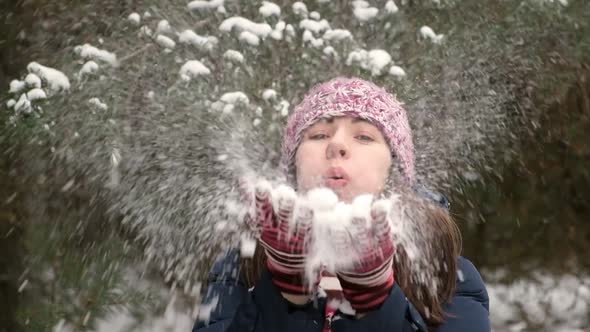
(356, 134, 374, 142)
(309, 133, 328, 140)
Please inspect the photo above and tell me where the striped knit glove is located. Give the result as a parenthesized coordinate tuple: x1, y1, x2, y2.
(242, 180, 314, 295)
(336, 200, 396, 313)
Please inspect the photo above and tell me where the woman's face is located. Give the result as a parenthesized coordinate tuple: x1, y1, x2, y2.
(295, 116, 392, 202)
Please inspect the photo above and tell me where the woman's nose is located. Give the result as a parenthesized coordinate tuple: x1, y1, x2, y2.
(326, 141, 349, 159)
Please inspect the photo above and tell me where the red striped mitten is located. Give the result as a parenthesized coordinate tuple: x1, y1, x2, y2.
(243, 180, 314, 295)
(337, 200, 396, 313)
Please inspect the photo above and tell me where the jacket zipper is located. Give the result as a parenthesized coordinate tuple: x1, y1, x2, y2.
(324, 315, 333, 332)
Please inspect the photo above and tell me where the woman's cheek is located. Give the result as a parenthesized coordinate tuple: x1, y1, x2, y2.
(363, 174, 382, 196)
(295, 160, 315, 191)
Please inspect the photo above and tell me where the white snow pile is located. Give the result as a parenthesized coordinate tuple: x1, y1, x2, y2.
(540, 0, 569, 6)
(25, 73, 42, 88)
(259, 90, 289, 116)
(420, 26, 444, 44)
(346, 49, 392, 76)
(259, 1, 281, 18)
(262, 89, 277, 102)
(323, 29, 353, 41)
(156, 35, 176, 49)
(220, 91, 250, 105)
(389, 65, 406, 77)
(88, 98, 108, 111)
(303, 30, 324, 48)
(27, 62, 70, 92)
(270, 21, 287, 40)
(309, 11, 321, 20)
(79, 61, 100, 77)
(219, 17, 273, 39)
(292, 2, 308, 17)
(217, 5, 227, 14)
(139, 26, 153, 37)
(14, 94, 31, 114)
(127, 12, 141, 25)
(179, 60, 211, 81)
(275, 99, 290, 117)
(178, 30, 218, 50)
(74, 44, 118, 67)
(352, 0, 379, 22)
(6, 62, 68, 114)
(9, 79, 26, 94)
(156, 20, 173, 35)
(284, 24, 296, 41)
(323, 46, 338, 58)
(211, 91, 250, 114)
(223, 50, 244, 63)
(239, 31, 260, 46)
(188, 0, 224, 11)
(488, 272, 590, 331)
(299, 19, 331, 34)
(385, 0, 399, 14)
(27, 88, 47, 101)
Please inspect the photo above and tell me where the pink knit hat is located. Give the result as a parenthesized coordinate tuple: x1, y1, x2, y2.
(281, 77, 415, 184)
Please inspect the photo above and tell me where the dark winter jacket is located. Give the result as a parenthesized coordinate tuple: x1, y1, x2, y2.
(191, 252, 489, 332)
(192, 189, 490, 331)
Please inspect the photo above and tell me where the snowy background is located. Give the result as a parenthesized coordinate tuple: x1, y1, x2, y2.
(1, 0, 589, 331)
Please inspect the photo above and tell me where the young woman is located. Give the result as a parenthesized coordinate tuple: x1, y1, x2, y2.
(192, 77, 490, 331)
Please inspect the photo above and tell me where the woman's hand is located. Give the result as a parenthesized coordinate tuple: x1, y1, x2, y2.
(241, 180, 315, 297)
(335, 199, 396, 314)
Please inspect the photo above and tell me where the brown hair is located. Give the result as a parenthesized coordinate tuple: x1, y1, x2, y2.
(394, 202, 462, 328)
(240, 200, 461, 329)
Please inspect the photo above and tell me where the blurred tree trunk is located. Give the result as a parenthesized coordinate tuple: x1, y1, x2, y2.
(0, 149, 25, 332)
(0, 0, 34, 90)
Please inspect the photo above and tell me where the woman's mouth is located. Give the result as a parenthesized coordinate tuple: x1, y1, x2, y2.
(325, 178, 348, 188)
(324, 167, 350, 189)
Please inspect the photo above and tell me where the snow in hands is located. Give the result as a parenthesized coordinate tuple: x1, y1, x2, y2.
(244, 180, 395, 281)
(241, 179, 447, 298)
